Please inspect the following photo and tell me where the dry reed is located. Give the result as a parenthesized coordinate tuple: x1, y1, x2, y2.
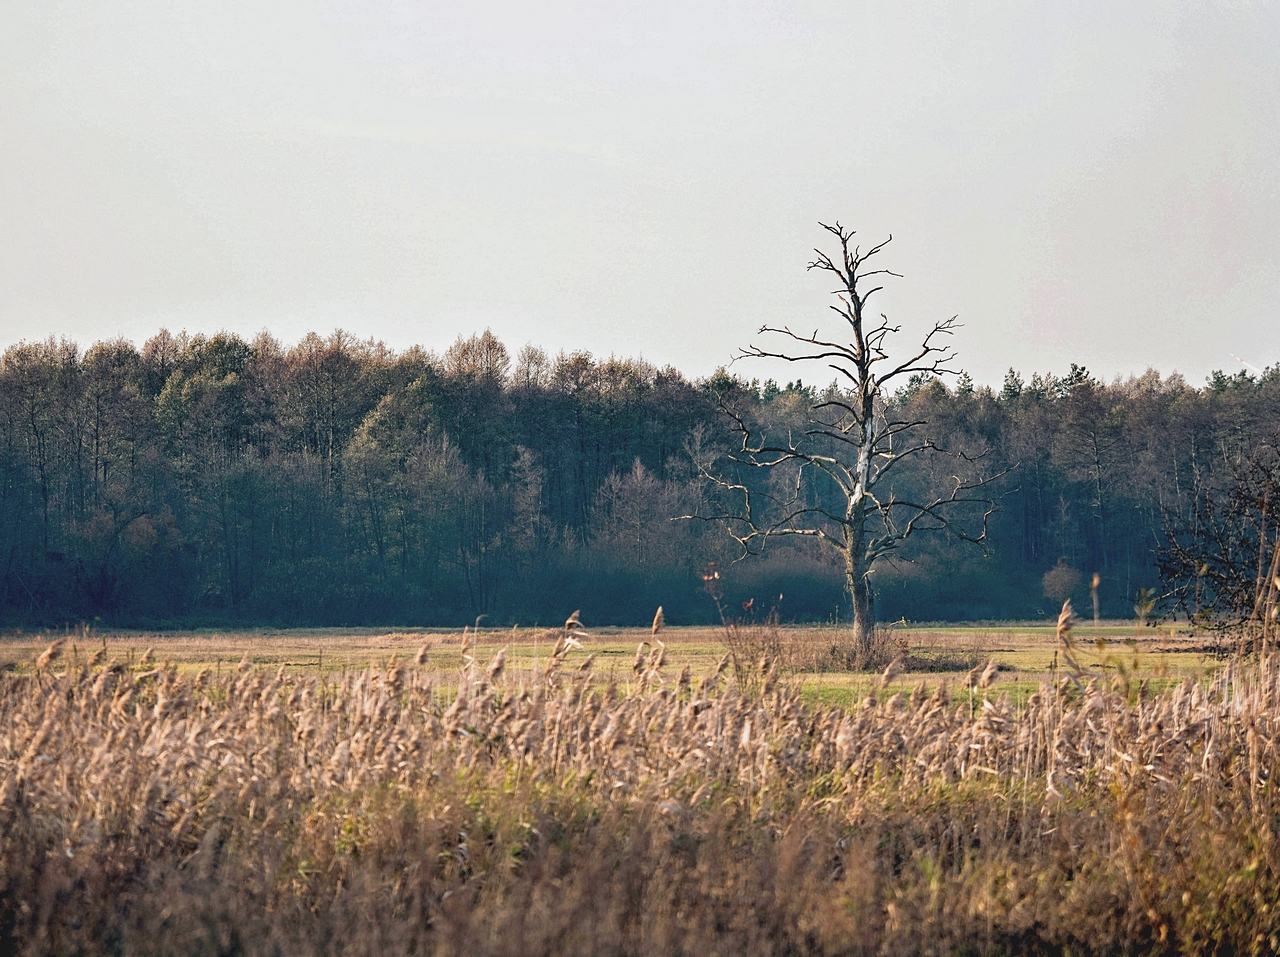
(3, 629, 1280, 954)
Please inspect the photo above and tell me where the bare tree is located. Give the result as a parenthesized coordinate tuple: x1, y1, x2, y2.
(1159, 436, 1280, 652)
(692, 222, 1002, 664)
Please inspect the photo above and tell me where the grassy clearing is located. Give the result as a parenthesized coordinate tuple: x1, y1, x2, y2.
(0, 618, 1214, 706)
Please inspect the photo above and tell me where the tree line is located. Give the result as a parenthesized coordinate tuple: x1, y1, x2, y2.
(0, 327, 1273, 627)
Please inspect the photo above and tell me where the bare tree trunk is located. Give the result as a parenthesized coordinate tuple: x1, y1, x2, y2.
(843, 532, 876, 664)
(848, 557, 876, 665)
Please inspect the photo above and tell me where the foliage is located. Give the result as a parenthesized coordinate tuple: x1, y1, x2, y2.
(1, 329, 1279, 625)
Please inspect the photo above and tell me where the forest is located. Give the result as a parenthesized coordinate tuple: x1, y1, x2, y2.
(0, 327, 1273, 628)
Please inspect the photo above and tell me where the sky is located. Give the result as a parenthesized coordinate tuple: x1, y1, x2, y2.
(2, 1, 1278, 387)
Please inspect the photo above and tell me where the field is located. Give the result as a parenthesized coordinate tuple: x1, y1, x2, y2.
(0, 616, 1215, 707)
(4, 616, 1277, 955)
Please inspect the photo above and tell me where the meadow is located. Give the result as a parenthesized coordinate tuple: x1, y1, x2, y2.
(5, 612, 1277, 955)
(0, 614, 1211, 707)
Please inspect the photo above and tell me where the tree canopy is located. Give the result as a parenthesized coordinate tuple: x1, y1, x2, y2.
(0, 328, 1272, 627)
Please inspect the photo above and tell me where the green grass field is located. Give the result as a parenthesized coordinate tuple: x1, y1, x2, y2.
(0, 617, 1215, 708)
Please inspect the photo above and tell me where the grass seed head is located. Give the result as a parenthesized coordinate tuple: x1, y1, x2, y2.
(486, 646, 507, 681)
(879, 657, 904, 690)
(36, 639, 65, 670)
(1056, 600, 1076, 645)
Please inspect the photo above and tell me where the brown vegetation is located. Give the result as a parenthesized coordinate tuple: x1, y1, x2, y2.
(717, 611, 983, 684)
(3, 629, 1280, 955)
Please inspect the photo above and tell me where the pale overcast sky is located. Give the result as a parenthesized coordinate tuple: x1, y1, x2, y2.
(2, 1, 1277, 386)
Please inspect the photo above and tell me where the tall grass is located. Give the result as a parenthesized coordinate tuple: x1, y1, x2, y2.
(719, 610, 983, 679)
(3, 630, 1280, 954)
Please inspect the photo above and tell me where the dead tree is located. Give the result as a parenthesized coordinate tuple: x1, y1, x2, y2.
(692, 222, 1002, 665)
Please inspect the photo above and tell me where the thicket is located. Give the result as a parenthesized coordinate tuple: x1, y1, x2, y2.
(1, 328, 1276, 626)
(4, 636, 1280, 955)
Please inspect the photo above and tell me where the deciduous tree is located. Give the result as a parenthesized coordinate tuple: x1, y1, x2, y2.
(693, 222, 1002, 663)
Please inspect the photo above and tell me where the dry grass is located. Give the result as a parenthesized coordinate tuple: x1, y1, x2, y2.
(3, 618, 1280, 955)
(720, 614, 987, 677)
(0, 617, 1208, 679)
(0, 617, 1220, 717)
